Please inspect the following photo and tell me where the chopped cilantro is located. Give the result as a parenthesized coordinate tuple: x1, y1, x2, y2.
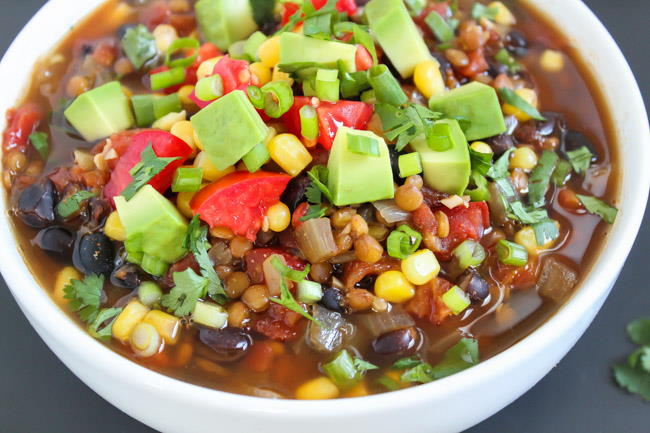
(627, 319, 650, 346)
(498, 88, 546, 121)
(469, 148, 493, 176)
(56, 190, 97, 218)
(270, 255, 311, 282)
(300, 204, 328, 221)
(29, 132, 49, 160)
(552, 159, 572, 186)
(352, 25, 378, 65)
(121, 143, 180, 200)
(162, 268, 208, 317)
(532, 218, 559, 246)
(63, 274, 105, 323)
(121, 24, 157, 69)
(354, 357, 379, 372)
(576, 194, 618, 224)
(508, 201, 548, 224)
(399, 338, 479, 383)
(375, 103, 442, 152)
(566, 145, 594, 175)
(183, 216, 226, 302)
(306, 165, 333, 204)
(392, 355, 424, 370)
(528, 150, 558, 208)
(487, 148, 514, 180)
(88, 307, 122, 341)
(270, 278, 320, 325)
(613, 318, 650, 401)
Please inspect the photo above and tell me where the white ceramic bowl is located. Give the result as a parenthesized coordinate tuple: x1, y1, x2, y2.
(1, 1, 647, 432)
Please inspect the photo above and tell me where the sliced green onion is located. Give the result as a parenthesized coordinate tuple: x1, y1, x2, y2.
(322, 350, 362, 391)
(299, 105, 318, 140)
(138, 281, 163, 307)
(140, 253, 169, 277)
(496, 240, 528, 267)
(29, 132, 49, 160)
(387, 225, 422, 259)
(367, 65, 408, 106)
(132, 95, 156, 127)
(471, 3, 498, 21)
(261, 80, 294, 118)
(243, 31, 267, 61)
(297, 280, 323, 304)
(404, 0, 426, 15)
(247, 85, 265, 109)
(57, 190, 97, 218)
(360, 89, 377, 104)
(566, 145, 593, 175)
(494, 48, 520, 73)
(576, 194, 618, 224)
(228, 40, 247, 60)
(441, 286, 471, 315)
(153, 93, 181, 119)
(528, 150, 558, 208)
(172, 167, 203, 192)
(195, 75, 224, 101)
(340, 71, 370, 98)
(242, 141, 270, 172)
(315, 68, 340, 102)
(347, 133, 380, 156)
(498, 87, 545, 121)
(352, 25, 378, 65)
(165, 37, 200, 68)
(552, 159, 572, 186)
(425, 122, 453, 152)
(425, 11, 454, 43)
(465, 172, 491, 202)
(452, 239, 486, 271)
(398, 152, 422, 178)
(304, 13, 332, 38)
(150, 67, 186, 91)
(192, 301, 228, 329)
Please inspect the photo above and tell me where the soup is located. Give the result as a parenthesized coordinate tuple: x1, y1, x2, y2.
(2, 0, 619, 399)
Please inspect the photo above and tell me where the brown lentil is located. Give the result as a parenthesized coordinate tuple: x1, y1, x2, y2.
(225, 271, 250, 298)
(227, 301, 250, 327)
(445, 48, 469, 68)
(230, 236, 252, 258)
(242, 284, 270, 312)
(346, 288, 374, 312)
(394, 185, 424, 212)
(331, 207, 356, 228)
(4, 150, 27, 173)
(435, 211, 450, 238)
(310, 262, 333, 284)
(354, 234, 383, 264)
(66, 75, 91, 98)
(558, 188, 584, 211)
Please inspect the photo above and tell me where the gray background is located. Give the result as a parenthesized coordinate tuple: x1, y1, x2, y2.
(0, 1, 648, 432)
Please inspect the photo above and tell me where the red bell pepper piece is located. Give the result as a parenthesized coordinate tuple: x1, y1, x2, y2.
(103, 130, 193, 202)
(3, 103, 43, 153)
(190, 171, 292, 241)
(189, 56, 252, 108)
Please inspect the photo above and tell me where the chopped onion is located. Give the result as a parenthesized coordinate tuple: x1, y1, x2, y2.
(262, 254, 287, 297)
(372, 200, 410, 224)
(440, 195, 466, 209)
(356, 305, 415, 338)
(307, 305, 354, 353)
(295, 218, 338, 263)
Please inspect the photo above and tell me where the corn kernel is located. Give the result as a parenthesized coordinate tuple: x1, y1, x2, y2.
(170, 120, 196, 149)
(153, 24, 178, 53)
(401, 250, 440, 285)
(104, 211, 126, 241)
(178, 84, 196, 109)
(268, 133, 313, 176)
(374, 270, 416, 303)
(295, 377, 340, 400)
(152, 110, 186, 131)
(343, 380, 370, 398)
(259, 36, 280, 68)
(267, 202, 291, 232)
(413, 59, 445, 99)
(509, 146, 538, 171)
(194, 151, 235, 181)
(143, 310, 181, 344)
(196, 56, 223, 80)
(470, 141, 493, 155)
(53, 266, 81, 305)
(272, 64, 293, 85)
(177, 190, 198, 218)
(112, 300, 150, 343)
(515, 223, 560, 255)
(502, 88, 538, 121)
(489, 1, 516, 26)
(540, 49, 564, 73)
(250, 62, 271, 86)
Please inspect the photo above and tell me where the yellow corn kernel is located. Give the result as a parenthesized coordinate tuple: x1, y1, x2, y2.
(250, 62, 272, 86)
(53, 266, 81, 305)
(153, 24, 178, 53)
(177, 190, 198, 218)
(401, 249, 440, 285)
(194, 151, 235, 181)
(152, 110, 186, 131)
(104, 211, 126, 241)
(295, 377, 340, 400)
(540, 49, 564, 73)
(196, 56, 223, 80)
(384, 369, 408, 388)
(112, 300, 150, 343)
(489, 1, 516, 26)
(272, 64, 293, 85)
(170, 120, 196, 149)
(266, 202, 291, 232)
(470, 141, 493, 155)
(178, 85, 196, 109)
(143, 310, 181, 345)
(343, 380, 370, 398)
(515, 223, 560, 255)
(268, 133, 313, 177)
(502, 88, 538, 121)
(374, 270, 416, 303)
(509, 146, 538, 171)
(259, 36, 280, 68)
(413, 59, 445, 99)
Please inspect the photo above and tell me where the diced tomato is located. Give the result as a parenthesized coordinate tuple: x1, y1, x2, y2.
(194, 42, 221, 66)
(434, 201, 490, 261)
(251, 303, 304, 341)
(405, 277, 453, 324)
(243, 341, 276, 372)
(282, 97, 374, 150)
(139, 0, 171, 30)
(355, 45, 374, 71)
(458, 48, 489, 78)
(103, 130, 193, 202)
(414, 2, 450, 30)
(3, 103, 43, 153)
(312, 0, 357, 14)
(244, 248, 306, 284)
(189, 56, 251, 108)
(281, 2, 301, 25)
(291, 202, 309, 228)
(190, 171, 291, 241)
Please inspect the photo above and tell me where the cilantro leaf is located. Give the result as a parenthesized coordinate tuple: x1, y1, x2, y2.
(576, 194, 618, 224)
(629, 347, 650, 373)
(269, 279, 320, 325)
(121, 24, 157, 69)
(375, 102, 442, 152)
(354, 357, 379, 372)
(487, 148, 514, 180)
(469, 148, 493, 176)
(121, 143, 180, 200)
(162, 268, 208, 317)
(29, 132, 49, 160)
(498, 88, 546, 121)
(392, 356, 424, 370)
(528, 150, 558, 208)
(63, 274, 105, 323)
(270, 255, 311, 282)
(566, 145, 593, 175)
(552, 158, 572, 186)
(613, 363, 650, 402)
(532, 218, 559, 246)
(184, 216, 226, 302)
(627, 319, 650, 346)
(400, 338, 479, 383)
(300, 204, 328, 221)
(508, 201, 548, 224)
(88, 307, 122, 341)
(306, 165, 333, 204)
(56, 190, 97, 218)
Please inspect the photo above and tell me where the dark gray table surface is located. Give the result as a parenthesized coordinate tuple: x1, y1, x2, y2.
(1, 1, 648, 432)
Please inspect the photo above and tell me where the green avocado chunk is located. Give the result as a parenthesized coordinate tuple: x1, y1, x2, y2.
(365, 0, 433, 78)
(410, 119, 471, 195)
(428, 82, 506, 141)
(114, 185, 188, 276)
(279, 33, 357, 73)
(64, 81, 134, 142)
(195, 0, 258, 51)
(244, 31, 267, 61)
(327, 127, 395, 206)
(190, 90, 269, 170)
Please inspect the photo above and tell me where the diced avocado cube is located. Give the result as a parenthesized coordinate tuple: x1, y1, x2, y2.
(365, 0, 433, 78)
(410, 119, 471, 195)
(132, 95, 155, 127)
(244, 31, 267, 61)
(64, 81, 134, 142)
(195, 0, 258, 51)
(428, 82, 506, 141)
(327, 127, 394, 206)
(114, 185, 188, 276)
(190, 90, 269, 170)
(242, 141, 270, 173)
(279, 33, 357, 73)
(398, 152, 423, 178)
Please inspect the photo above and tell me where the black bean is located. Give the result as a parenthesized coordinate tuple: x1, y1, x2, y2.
(488, 59, 509, 78)
(34, 226, 75, 257)
(355, 274, 377, 290)
(319, 287, 345, 313)
(457, 268, 490, 302)
(504, 30, 528, 57)
(110, 263, 142, 289)
(198, 327, 252, 362)
(73, 232, 114, 276)
(116, 23, 136, 40)
(388, 146, 403, 185)
(372, 327, 419, 356)
(486, 133, 515, 156)
(331, 263, 344, 279)
(17, 180, 56, 228)
(280, 174, 311, 212)
(563, 130, 598, 158)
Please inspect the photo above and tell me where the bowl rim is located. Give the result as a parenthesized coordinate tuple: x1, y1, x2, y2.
(0, 0, 648, 418)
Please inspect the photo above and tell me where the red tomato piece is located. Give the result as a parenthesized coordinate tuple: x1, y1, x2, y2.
(355, 45, 374, 71)
(251, 303, 304, 342)
(458, 48, 489, 78)
(139, 0, 170, 30)
(405, 277, 453, 325)
(291, 202, 309, 228)
(312, 0, 357, 14)
(189, 56, 251, 108)
(281, 2, 301, 25)
(3, 103, 42, 153)
(244, 248, 306, 284)
(190, 171, 292, 241)
(103, 130, 193, 202)
(435, 201, 490, 261)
